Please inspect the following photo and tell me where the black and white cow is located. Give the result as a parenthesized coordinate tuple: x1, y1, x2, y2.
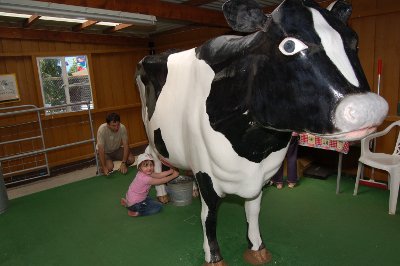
(136, 0, 388, 264)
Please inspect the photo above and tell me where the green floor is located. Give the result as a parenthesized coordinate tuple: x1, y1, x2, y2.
(1, 168, 399, 266)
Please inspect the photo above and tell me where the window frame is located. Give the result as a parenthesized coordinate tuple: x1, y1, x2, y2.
(36, 54, 95, 115)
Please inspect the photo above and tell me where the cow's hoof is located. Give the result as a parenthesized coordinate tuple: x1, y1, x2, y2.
(203, 260, 228, 266)
(157, 195, 169, 204)
(243, 248, 272, 265)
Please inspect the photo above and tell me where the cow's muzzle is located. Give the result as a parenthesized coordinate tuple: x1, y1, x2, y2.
(333, 92, 388, 140)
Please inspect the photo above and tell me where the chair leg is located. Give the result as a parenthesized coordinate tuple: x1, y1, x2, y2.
(388, 173, 399, 215)
(353, 162, 364, 196)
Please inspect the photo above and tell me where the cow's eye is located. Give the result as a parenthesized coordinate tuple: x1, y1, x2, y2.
(279, 37, 308, 56)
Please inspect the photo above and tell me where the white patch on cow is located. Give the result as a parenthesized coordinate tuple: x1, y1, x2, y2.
(138, 48, 288, 198)
(245, 193, 263, 250)
(308, 7, 359, 87)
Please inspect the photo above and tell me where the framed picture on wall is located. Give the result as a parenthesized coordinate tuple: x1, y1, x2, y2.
(0, 74, 20, 103)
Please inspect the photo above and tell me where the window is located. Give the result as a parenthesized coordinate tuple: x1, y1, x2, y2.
(37, 55, 94, 115)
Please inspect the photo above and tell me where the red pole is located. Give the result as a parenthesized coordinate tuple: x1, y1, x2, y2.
(377, 58, 382, 95)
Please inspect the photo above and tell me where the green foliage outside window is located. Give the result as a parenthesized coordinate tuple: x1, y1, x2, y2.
(38, 58, 66, 107)
(37, 56, 93, 115)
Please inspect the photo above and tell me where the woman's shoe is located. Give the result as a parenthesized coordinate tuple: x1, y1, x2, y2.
(288, 182, 296, 188)
(276, 183, 283, 189)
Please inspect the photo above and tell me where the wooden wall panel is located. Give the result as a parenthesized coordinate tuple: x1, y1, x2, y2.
(21, 40, 39, 52)
(350, 0, 377, 13)
(43, 116, 94, 165)
(23, 57, 40, 105)
(1, 39, 22, 53)
(0, 38, 141, 55)
(1, 36, 149, 178)
(110, 55, 125, 105)
(374, 14, 400, 117)
(351, 0, 400, 118)
(1, 57, 39, 107)
(91, 51, 146, 108)
(121, 55, 141, 104)
(152, 27, 230, 53)
(350, 17, 376, 91)
(350, 0, 400, 181)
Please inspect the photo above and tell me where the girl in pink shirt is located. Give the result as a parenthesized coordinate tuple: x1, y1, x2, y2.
(121, 153, 179, 217)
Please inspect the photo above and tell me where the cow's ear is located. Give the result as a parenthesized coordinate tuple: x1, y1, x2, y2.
(222, 0, 271, 32)
(327, 0, 352, 23)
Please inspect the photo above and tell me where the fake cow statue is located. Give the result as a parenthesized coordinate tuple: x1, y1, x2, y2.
(136, 0, 388, 264)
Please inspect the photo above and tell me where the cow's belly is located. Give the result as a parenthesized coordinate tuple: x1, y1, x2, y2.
(204, 150, 288, 198)
(143, 48, 288, 198)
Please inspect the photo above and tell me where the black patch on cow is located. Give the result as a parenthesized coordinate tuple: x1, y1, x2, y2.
(195, 171, 223, 263)
(136, 49, 181, 120)
(154, 128, 169, 158)
(208, 107, 291, 162)
(222, 0, 271, 33)
(196, 35, 291, 162)
(328, 0, 352, 23)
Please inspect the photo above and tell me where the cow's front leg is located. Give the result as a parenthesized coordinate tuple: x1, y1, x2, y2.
(243, 192, 272, 265)
(196, 172, 226, 266)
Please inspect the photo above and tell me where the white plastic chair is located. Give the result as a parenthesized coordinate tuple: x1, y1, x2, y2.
(353, 120, 400, 215)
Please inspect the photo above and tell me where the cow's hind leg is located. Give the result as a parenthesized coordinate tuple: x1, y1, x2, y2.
(195, 172, 227, 266)
(244, 192, 272, 265)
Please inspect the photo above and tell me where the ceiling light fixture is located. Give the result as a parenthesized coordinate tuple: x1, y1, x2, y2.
(39, 16, 86, 23)
(0, 0, 157, 25)
(0, 11, 30, 18)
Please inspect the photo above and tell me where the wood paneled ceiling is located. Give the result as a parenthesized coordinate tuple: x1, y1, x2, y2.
(0, 0, 332, 43)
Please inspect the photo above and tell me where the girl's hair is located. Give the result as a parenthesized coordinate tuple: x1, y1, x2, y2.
(138, 160, 154, 170)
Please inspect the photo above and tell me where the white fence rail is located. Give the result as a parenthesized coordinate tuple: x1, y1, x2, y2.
(0, 102, 98, 185)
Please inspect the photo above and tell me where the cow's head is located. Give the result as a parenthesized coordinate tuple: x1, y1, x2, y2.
(223, 0, 388, 140)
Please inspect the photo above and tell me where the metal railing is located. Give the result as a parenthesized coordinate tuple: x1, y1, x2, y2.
(0, 102, 98, 185)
